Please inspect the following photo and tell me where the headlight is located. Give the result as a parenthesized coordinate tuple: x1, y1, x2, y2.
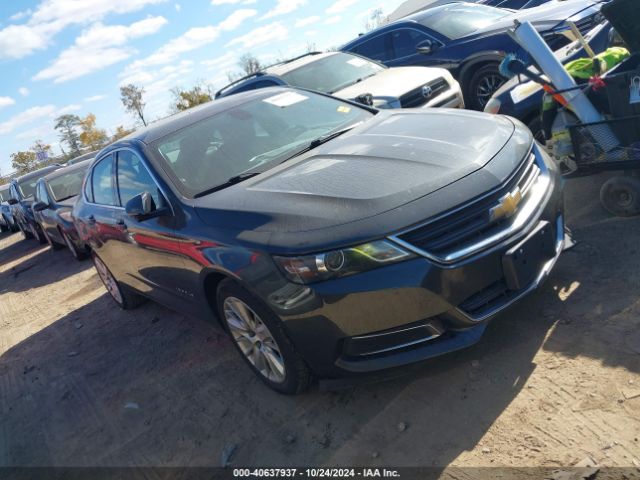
(58, 210, 74, 222)
(484, 98, 502, 114)
(273, 240, 415, 284)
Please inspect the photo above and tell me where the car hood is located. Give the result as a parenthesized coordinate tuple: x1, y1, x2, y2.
(194, 109, 517, 243)
(335, 67, 452, 102)
(473, 0, 601, 35)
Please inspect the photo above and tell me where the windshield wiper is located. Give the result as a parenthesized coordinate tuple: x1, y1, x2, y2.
(280, 123, 362, 164)
(194, 171, 262, 198)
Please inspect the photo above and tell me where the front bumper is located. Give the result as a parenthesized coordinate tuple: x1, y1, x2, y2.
(261, 146, 564, 378)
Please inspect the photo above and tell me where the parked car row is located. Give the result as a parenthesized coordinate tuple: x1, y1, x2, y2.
(216, 0, 608, 111)
(0, 0, 613, 394)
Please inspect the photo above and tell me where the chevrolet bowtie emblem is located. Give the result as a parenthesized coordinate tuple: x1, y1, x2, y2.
(490, 188, 522, 221)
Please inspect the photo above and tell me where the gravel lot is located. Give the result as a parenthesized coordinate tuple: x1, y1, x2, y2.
(0, 173, 639, 471)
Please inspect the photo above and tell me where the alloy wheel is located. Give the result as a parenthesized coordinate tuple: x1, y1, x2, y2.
(476, 73, 506, 109)
(93, 256, 123, 304)
(223, 296, 286, 383)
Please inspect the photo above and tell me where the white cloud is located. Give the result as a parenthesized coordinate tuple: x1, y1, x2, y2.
(85, 94, 107, 102)
(33, 16, 168, 83)
(9, 9, 32, 21)
(121, 9, 254, 80)
(18, 87, 30, 97)
(56, 104, 82, 114)
(0, 0, 166, 60)
(219, 9, 258, 31)
(324, 16, 342, 25)
(0, 97, 16, 109)
(262, 0, 306, 20)
(0, 105, 56, 135)
(201, 51, 238, 70)
(226, 22, 288, 49)
(326, 0, 359, 15)
(295, 16, 319, 28)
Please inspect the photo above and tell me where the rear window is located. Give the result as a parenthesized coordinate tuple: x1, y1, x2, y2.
(417, 4, 510, 39)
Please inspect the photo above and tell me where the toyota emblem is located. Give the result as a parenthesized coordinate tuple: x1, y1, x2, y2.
(421, 85, 433, 98)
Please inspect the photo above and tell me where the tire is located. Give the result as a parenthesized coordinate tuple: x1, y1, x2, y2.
(92, 253, 145, 309)
(466, 63, 507, 111)
(62, 230, 88, 260)
(18, 221, 33, 240)
(32, 224, 47, 244)
(599, 176, 640, 217)
(43, 228, 64, 250)
(216, 279, 312, 394)
(528, 117, 546, 145)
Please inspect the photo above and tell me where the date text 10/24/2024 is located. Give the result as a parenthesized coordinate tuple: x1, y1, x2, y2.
(233, 468, 401, 478)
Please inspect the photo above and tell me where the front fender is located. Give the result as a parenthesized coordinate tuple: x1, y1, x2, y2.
(458, 51, 505, 87)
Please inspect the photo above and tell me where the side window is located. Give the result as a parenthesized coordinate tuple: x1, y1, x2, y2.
(354, 33, 391, 62)
(92, 155, 116, 205)
(391, 29, 430, 58)
(116, 150, 160, 207)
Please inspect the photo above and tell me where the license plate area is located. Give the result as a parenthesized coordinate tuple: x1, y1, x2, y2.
(502, 221, 555, 291)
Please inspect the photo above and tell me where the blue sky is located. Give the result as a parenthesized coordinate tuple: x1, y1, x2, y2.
(0, 0, 405, 174)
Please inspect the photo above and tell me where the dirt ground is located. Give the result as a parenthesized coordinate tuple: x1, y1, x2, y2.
(0, 172, 639, 472)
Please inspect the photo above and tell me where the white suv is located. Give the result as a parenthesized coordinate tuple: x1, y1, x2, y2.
(216, 51, 464, 110)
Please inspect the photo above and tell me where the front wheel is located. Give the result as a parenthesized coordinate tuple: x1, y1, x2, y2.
(217, 280, 312, 394)
(600, 176, 640, 217)
(466, 64, 507, 111)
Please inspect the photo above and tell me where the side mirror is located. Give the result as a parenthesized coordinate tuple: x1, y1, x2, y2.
(7, 198, 18, 205)
(125, 192, 156, 219)
(33, 201, 49, 212)
(416, 40, 435, 55)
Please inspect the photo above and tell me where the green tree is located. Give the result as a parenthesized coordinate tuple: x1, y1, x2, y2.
(54, 114, 81, 155)
(120, 84, 147, 126)
(78, 113, 108, 150)
(10, 151, 38, 174)
(171, 84, 212, 112)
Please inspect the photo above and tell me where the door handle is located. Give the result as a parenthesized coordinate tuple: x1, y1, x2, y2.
(116, 218, 127, 230)
(87, 215, 96, 225)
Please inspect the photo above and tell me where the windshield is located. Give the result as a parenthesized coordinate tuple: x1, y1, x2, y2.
(279, 53, 384, 94)
(151, 90, 374, 197)
(47, 167, 89, 201)
(418, 3, 510, 39)
(18, 179, 37, 199)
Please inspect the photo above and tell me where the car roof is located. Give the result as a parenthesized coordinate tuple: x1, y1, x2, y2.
(111, 87, 301, 146)
(266, 52, 338, 76)
(15, 164, 62, 183)
(43, 159, 92, 182)
(68, 151, 98, 164)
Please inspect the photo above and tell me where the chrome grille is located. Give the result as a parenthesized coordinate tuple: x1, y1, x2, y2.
(395, 154, 541, 264)
(400, 78, 449, 108)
